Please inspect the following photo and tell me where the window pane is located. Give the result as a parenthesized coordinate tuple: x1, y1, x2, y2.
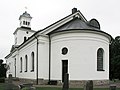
(31, 52, 34, 71)
(25, 55, 28, 72)
(20, 57, 22, 72)
(23, 21, 25, 25)
(97, 48, 104, 71)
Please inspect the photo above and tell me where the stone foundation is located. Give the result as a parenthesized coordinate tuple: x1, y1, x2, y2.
(69, 80, 109, 87)
(93, 80, 109, 86)
(18, 78, 49, 85)
(19, 78, 36, 84)
(12, 78, 109, 87)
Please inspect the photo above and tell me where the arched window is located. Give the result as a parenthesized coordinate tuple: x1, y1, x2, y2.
(25, 55, 28, 72)
(20, 57, 22, 73)
(97, 48, 104, 71)
(28, 22, 30, 26)
(23, 21, 25, 25)
(26, 21, 27, 25)
(24, 37, 27, 42)
(31, 52, 34, 72)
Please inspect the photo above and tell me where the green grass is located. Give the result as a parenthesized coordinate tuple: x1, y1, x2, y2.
(0, 83, 120, 90)
(0, 83, 5, 90)
(36, 87, 120, 90)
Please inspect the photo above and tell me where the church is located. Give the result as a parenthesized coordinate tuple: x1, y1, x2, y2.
(5, 8, 112, 85)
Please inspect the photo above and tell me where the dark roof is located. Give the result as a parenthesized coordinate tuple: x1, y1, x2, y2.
(19, 11, 32, 20)
(50, 17, 100, 34)
(36, 12, 75, 34)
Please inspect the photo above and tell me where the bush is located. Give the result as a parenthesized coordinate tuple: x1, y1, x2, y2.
(0, 77, 5, 83)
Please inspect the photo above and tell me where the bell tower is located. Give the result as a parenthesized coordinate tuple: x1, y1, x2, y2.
(19, 11, 32, 29)
(13, 11, 35, 45)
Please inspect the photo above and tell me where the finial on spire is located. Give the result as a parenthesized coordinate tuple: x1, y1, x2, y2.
(25, 6, 28, 12)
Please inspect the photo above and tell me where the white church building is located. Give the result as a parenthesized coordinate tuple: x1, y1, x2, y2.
(5, 8, 112, 85)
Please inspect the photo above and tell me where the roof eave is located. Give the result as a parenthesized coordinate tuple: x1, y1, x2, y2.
(50, 29, 113, 42)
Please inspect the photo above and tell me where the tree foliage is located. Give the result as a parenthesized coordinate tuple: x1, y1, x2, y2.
(0, 59, 6, 78)
(110, 36, 120, 80)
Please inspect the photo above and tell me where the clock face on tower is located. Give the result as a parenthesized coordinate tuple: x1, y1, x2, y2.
(62, 47, 68, 55)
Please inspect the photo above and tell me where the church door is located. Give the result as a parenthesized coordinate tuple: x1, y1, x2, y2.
(62, 60, 68, 82)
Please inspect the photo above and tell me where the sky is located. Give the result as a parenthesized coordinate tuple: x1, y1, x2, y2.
(0, 0, 120, 61)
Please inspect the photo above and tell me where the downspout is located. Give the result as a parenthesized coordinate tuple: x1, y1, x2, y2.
(34, 36, 39, 85)
(48, 35, 51, 84)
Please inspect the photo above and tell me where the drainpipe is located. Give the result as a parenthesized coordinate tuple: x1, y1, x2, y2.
(48, 35, 51, 84)
(34, 36, 39, 85)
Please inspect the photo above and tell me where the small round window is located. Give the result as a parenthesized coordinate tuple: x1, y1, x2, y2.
(62, 47, 68, 55)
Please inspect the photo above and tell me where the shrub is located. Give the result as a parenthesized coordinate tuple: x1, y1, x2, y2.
(0, 77, 5, 83)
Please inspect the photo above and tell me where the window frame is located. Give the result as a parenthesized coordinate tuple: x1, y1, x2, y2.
(25, 55, 28, 72)
(97, 48, 105, 71)
(23, 21, 25, 25)
(31, 52, 34, 72)
(20, 57, 22, 73)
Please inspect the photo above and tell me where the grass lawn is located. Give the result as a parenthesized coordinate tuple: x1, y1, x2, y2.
(36, 87, 82, 90)
(36, 87, 120, 90)
(0, 83, 5, 90)
(0, 83, 120, 90)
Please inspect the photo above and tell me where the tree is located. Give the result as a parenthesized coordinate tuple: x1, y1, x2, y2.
(110, 36, 120, 80)
(0, 59, 6, 78)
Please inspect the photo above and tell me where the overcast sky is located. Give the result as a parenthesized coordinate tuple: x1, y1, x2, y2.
(0, 0, 120, 61)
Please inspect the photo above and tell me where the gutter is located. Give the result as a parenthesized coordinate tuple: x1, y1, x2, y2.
(34, 36, 39, 85)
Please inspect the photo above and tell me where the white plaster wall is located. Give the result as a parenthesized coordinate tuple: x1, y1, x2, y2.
(6, 35, 49, 80)
(18, 39, 36, 79)
(6, 57, 13, 77)
(38, 36, 49, 80)
(15, 29, 34, 45)
(50, 30, 110, 81)
(16, 35, 49, 80)
(6, 51, 18, 77)
(15, 53, 19, 77)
